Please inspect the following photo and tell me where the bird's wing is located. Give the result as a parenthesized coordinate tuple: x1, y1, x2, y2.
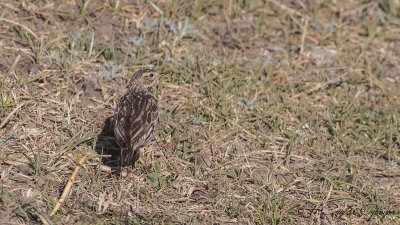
(113, 91, 158, 149)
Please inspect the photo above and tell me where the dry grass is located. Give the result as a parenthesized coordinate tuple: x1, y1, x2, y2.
(1, 0, 400, 224)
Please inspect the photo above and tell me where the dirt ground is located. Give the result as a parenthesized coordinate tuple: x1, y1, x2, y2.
(1, 0, 400, 224)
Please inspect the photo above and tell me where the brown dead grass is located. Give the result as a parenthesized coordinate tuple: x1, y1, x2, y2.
(1, 0, 400, 224)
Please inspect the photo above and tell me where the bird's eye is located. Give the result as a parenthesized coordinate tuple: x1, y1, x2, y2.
(149, 73, 154, 77)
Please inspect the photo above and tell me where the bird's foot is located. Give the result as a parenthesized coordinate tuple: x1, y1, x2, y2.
(138, 157, 152, 173)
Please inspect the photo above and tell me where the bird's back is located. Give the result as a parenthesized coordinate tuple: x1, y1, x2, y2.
(113, 90, 159, 166)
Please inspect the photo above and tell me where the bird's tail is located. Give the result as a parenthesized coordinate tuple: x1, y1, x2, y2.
(120, 147, 135, 167)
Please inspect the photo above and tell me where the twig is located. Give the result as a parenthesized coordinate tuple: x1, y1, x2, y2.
(363, 68, 388, 93)
(324, 184, 333, 204)
(200, 104, 262, 143)
(49, 155, 87, 217)
(210, 149, 308, 172)
(10, 54, 21, 72)
(341, 1, 377, 17)
(300, 16, 309, 56)
(267, 0, 304, 17)
(0, 18, 39, 40)
(239, 149, 307, 160)
(0, 101, 28, 128)
(159, 147, 181, 172)
(149, 1, 163, 14)
(290, 71, 350, 100)
(10, 54, 21, 81)
(238, 137, 253, 177)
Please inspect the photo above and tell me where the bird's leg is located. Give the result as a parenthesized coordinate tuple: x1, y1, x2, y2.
(137, 148, 151, 172)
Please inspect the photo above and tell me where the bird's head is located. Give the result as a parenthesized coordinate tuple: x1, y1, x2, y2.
(127, 68, 165, 91)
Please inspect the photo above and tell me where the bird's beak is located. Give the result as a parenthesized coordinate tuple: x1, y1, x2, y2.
(157, 73, 167, 78)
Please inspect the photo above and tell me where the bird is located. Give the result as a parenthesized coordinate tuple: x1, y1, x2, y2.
(113, 68, 164, 167)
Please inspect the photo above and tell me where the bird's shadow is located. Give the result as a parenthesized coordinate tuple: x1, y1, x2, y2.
(95, 117, 120, 172)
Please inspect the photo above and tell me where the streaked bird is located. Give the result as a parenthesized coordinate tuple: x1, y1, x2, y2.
(113, 68, 163, 167)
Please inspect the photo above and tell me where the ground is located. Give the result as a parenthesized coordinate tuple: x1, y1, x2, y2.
(1, 0, 400, 224)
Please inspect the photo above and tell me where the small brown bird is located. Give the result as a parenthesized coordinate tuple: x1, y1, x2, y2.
(113, 68, 163, 167)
